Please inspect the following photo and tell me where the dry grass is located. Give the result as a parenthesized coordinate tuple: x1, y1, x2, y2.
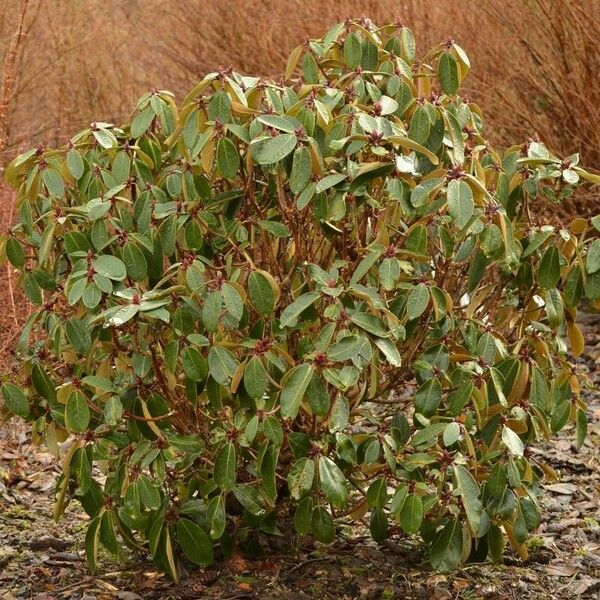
(1, 0, 599, 169)
(0, 0, 140, 163)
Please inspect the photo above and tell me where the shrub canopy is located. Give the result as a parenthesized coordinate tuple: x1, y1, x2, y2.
(3, 19, 600, 577)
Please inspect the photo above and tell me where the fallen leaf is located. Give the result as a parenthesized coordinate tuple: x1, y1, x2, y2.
(545, 483, 578, 495)
(571, 576, 599, 596)
(227, 552, 248, 574)
(543, 564, 579, 576)
(429, 587, 452, 600)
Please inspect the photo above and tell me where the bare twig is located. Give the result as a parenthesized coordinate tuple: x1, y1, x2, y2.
(0, 0, 31, 157)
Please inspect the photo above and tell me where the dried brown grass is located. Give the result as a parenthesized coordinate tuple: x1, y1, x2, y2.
(1, 0, 598, 169)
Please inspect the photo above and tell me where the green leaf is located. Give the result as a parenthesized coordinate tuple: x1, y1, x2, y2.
(280, 291, 320, 327)
(343, 31, 362, 68)
(315, 173, 346, 194)
(349, 162, 395, 192)
(564, 266, 583, 307)
(406, 283, 429, 320)
(586, 239, 600, 274)
(296, 182, 316, 209)
(329, 395, 349, 431)
(202, 290, 222, 333)
(185, 220, 203, 249)
(255, 133, 297, 165)
(131, 107, 154, 138)
(257, 114, 301, 133)
(221, 283, 244, 321)
(327, 334, 365, 362)
(258, 220, 290, 238)
(400, 27, 416, 62)
(159, 215, 177, 256)
(438, 52, 459, 95)
(208, 91, 232, 122)
(390, 485, 409, 515)
(32, 363, 55, 401)
(248, 271, 278, 315)
(92, 128, 117, 149)
(65, 391, 90, 434)
(123, 243, 148, 281)
(217, 137, 240, 179)
(379, 257, 400, 290)
(93, 255, 127, 281)
(400, 493, 423, 534)
(6, 238, 25, 268)
(443, 422, 461, 446)
(104, 396, 123, 427)
(367, 478, 389, 508)
(280, 363, 314, 419)
(545, 288, 564, 327)
(447, 179, 474, 229)
(301, 52, 320, 84)
(373, 338, 402, 367)
(66, 318, 92, 355)
(2, 383, 29, 418)
(294, 496, 313, 534)
(287, 457, 315, 499)
(487, 523, 505, 562)
(66, 149, 85, 179)
(370, 507, 389, 542)
(214, 442, 236, 491)
(71, 448, 91, 496)
(233, 484, 266, 515)
(311, 506, 335, 543)
(502, 425, 524, 457)
(529, 366, 549, 412)
(454, 464, 487, 537)
(181, 346, 208, 382)
(318, 456, 347, 507)
(538, 246, 560, 289)
(289, 146, 312, 194)
(138, 474, 161, 510)
(408, 106, 430, 145)
(415, 378, 442, 417)
(106, 304, 138, 327)
(177, 518, 213, 566)
(85, 516, 101, 573)
(263, 416, 284, 446)
(207, 495, 226, 539)
(430, 518, 462, 572)
(244, 357, 268, 399)
(42, 168, 65, 198)
(350, 313, 389, 337)
(208, 346, 239, 386)
(158, 528, 179, 582)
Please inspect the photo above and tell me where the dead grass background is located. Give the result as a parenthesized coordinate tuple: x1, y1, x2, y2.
(0, 0, 599, 360)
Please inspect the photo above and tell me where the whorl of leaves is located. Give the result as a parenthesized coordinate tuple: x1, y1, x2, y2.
(2, 20, 600, 577)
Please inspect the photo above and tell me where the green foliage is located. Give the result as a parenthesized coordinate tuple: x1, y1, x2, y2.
(1, 20, 599, 579)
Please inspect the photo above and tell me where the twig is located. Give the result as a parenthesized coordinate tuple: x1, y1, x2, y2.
(0, 0, 31, 156)
(1, 1, 31, 333)
(283, 555, 328, 579)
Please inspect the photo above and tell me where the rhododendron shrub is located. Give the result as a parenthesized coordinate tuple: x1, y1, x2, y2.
(3, 20, 600, 578)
